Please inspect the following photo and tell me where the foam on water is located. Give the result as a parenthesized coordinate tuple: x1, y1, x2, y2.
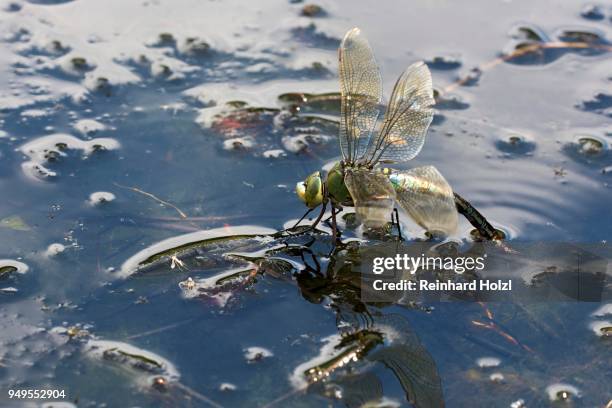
(18, 133, 120, 180)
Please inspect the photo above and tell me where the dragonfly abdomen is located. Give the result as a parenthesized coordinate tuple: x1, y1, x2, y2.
(385, 168, 452, 198)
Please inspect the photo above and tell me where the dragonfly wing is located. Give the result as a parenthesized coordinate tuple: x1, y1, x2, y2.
(339, 28, 383, 163)
(344, 167, 396, 228)
(364, 61, 434, 165)
(391, 166, 458, 236)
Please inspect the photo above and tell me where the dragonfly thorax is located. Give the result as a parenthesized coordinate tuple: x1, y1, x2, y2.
(326, 161, 353, 205)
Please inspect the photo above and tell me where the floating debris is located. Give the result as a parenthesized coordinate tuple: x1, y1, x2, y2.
(563, 134, 609, 164)
(244, 346, 273, 363)
(290, 334, 351, 388)
(580, 4, 605, 20)
(118, 226, 276, 278)
(577, 92, 612, 118)
(62, 325, 91, 339)
(179, 36, 211, 57)
(503, 24, 609, 65)
(0, 259, 29, 279)
(600, 326, 612, 337)
(169, 255, 187, 270)
(21, 108, 50, 119)
(151, 376, 169, 392)
(476, 357, 501, 368)
(495, 133, 536, 156)
(489, 372, 505, 383)
(150, 62, 173, 79)
(3, 2, 22, 12)
(84, 340, 180, 387)
(203, 95, 337, 158)
(556, 27, 608, 45)
(19, 133, 120, 181)
(223, 136, 255, 151)
(459, 67, 482, 86)
(577, 136, 606, 156)
(278, 91, 341, 114)
(219, 382, 237, 392)
(60, 55, 95, 75)
(153, 32, 176, 47)
(262, 149, 286, 159)
(545, 383, 581, 402)
(510, 399, 526, 408)
(433, 91, 470, 110)
(88, 191, 116, 206)
(591, 303, 612, 317)
(0, 215, 31, 231)
(84, 75, 113, 95)
(426, 55, 462, 70)
(589, 320, 612, 337)
(73, 119, 107, 136)
(301, 4, 324, 17)
(178, 265, 259, 307)
(290, 24, 340, 49)
(45, 243, 66, 257)
(282, 133, 330, 153)
(0, 287, 18, 294)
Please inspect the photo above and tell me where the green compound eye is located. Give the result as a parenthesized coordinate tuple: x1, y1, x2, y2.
(295, 172, 323, 208)
(296, 181, 307, 204)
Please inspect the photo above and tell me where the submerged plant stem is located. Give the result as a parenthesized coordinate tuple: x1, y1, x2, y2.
(113, 182, 190, 220)
(173, 382, 224, 408)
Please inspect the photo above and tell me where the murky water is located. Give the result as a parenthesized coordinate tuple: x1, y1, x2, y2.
(0, 0, 610, 407)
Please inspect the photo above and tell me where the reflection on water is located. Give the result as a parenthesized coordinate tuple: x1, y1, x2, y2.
(0, 0, 611, 407)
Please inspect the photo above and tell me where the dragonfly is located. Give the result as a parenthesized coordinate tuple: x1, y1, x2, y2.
(295, 27, 498, 241)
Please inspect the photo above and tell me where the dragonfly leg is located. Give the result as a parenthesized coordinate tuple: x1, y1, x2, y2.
(331, 205, 341, 244)
(308, 201, 328, 231)
(393, 208, 403, 240)
(292, 207, 314, 229)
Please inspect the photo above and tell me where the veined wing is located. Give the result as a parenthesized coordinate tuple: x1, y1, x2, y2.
(339, 28, 383, 163)
(363, 62, 434, 166)
(390, 166, 458, 236)
(344, 167, 396, 228)
(369, 342, 445, 408)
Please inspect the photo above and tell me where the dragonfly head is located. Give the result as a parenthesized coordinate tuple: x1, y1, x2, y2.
(296, 171, 324, 208)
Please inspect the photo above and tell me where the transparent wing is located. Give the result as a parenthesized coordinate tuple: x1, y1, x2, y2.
(369, 343, 445, 408)
(339, 28, 383, 163)
(364, 61, 434, 166)
(391, 166, 458, 236)
(344, 167, 396, 228)
(368, 315, 445, 408)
